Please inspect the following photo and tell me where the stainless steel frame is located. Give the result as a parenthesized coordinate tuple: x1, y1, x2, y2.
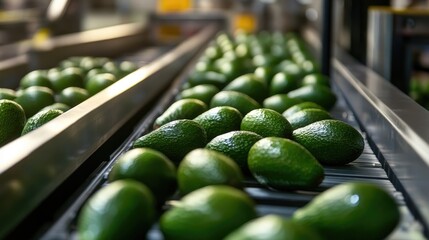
(367, 7, 429, 93)
(304, 24, 429, 235)
(0, 24, 219, 238)
(0, 55, 29, 88)
(333, 0, 390, 64)
(29, 22, 151, 69)
(336, 43, 429, 235)
(0, 22, 150, 89)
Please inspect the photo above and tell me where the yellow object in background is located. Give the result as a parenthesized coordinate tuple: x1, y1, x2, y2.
(158, 0, 193, 13)
(157, 0, 193, 42)
(158, 24, 183, 41)
(32, 28, 51, 45)
(233, 13, 257, 33)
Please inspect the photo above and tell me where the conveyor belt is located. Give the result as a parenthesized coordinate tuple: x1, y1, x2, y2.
(1, 44, 175, 240)
(2, 23, 427, 238)
(0, 24, 220, 239)
(38, 48, 426, 240)
(115, 45, 175, 67)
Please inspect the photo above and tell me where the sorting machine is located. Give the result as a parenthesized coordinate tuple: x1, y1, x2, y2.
(0, 10, 428, 240)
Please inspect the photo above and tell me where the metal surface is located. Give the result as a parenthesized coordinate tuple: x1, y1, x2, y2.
(0, 9, 39, 45)
(29, 22, 151, 69)
(302, 24, 428, 236)
(321, 0, 332, 76)
(333, 0, 389, 64)
(0, 55, 29, 88)
(334, 45, 429, 236)
(0, 40, 32, 88)
(367, 7, 429, 93)
(0, 25, 219, 239)
(0, 22, 150, 89)
(367, 9, 394, 81)
(45, 0, 84, 35)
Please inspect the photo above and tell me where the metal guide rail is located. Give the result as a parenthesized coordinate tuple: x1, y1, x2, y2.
(303, 21, 429, 237)
(333, 47, 429, 238)
(37, 40, 427, 239)
(0, 25, 220, 239)
(0, 23, 152, 89)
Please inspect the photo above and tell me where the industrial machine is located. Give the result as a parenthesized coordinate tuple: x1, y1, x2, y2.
(0, 1, 429, 239)
(367, 6, 429, 94)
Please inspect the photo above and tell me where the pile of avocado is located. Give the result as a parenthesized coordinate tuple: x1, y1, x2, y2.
(77, 31, 401, 240)
(0, 56, 137, 146)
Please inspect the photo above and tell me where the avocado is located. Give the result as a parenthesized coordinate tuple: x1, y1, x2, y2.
(21, 109, 63, 135)
(292, 119, 364, 165)
(154, 99, 208, 128)
(282, 102, 325, 118)
(77, 180, 156, 240)
(287, 85, 337, 110)
(286, 108, 332, 130)
(241, 108, 292, 138)
(206, 131, 263, 175)
(263, 94, 303, 114)
(0, 100, 26, 146)
(210, 91, 261, 116)
(193, 106, 242, 141)
(177, 84, 219, 105)
(269, 72, 299, 95)
(225, 215, 322, 240)
(188, 71, 229, 89)
(177, 148, 243, 195)
(293, 182, 400, 240)
(248, 137, 324, 190)
(133, 119, 207, 163)
(223, 73, 268, 103)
